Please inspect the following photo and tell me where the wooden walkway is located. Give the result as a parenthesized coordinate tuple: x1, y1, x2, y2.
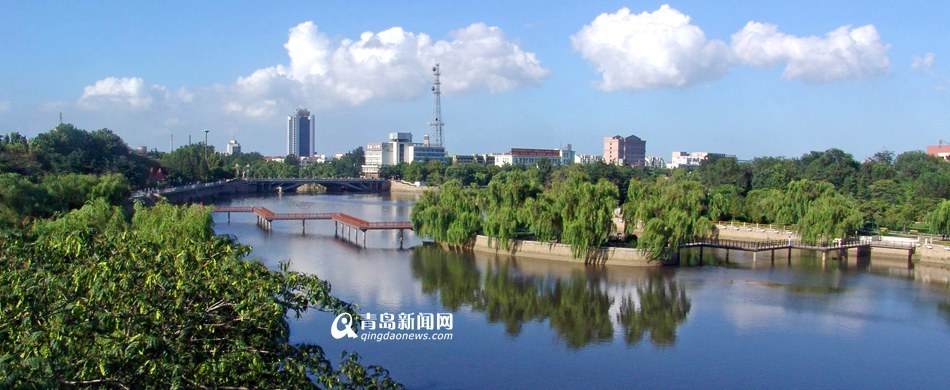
(213, 206, 412, 247)
(681, 236, 916, 268)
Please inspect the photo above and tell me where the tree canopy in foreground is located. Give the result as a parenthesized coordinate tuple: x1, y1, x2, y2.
(0, 201, 401, 388)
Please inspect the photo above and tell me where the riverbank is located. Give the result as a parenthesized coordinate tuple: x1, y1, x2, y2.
(466, 235, 672, 267)
(389, 179, 439, 193)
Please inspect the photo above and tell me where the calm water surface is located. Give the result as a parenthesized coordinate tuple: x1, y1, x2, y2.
(213, 193, 949, 389)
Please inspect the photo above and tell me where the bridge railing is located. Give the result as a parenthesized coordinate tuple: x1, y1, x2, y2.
(684, 237, 791, 250)
(271, 213, 335, 220)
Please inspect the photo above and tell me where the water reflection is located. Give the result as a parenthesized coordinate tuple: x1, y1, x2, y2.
(410, 245, 690, 348)
(617, 278, 690, 346)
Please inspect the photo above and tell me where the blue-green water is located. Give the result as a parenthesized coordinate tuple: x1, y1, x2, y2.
(213, 193, 949, 389)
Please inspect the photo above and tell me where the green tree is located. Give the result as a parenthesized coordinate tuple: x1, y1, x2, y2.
(553, 175, 619, 258)
(774, 179, 836, 225)
(798, 192, 863, 243)
(624, 178, 714, 260)
(925, 199, 950, 239)
(410, 181, 482, 246)
(480, 171, 542, 248)
(697, 155, 750, 193)
(750, 157, 799, 190)
(707, 184, 742, 221)
(0, 201, 400, 388)
(799, 148, 860, 193)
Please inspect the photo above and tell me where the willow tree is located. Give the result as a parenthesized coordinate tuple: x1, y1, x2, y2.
(624, 178, 714, 260)
(479, 171, 541, 248)
(925, 199, 950, 239)
(774, 179, 836, 225)
(410, 180, 481, 246)
(553, 176, 619, 258)
(798, 192, 863, 244)
(521, 194, 561, 243)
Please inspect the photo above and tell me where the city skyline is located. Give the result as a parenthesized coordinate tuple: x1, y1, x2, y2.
(0, 1, 947, 160)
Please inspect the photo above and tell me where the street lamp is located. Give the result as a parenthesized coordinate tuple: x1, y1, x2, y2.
(204, 129, 210, 158)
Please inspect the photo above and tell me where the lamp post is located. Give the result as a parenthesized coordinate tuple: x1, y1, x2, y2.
(204, 129, 210, 158)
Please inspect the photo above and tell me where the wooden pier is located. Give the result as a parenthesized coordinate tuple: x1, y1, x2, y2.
(680, 237, 917, 268)
(213, 206, 412, 248)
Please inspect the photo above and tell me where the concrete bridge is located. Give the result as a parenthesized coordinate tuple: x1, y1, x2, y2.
(250, 178, 388, 193)
(131, 178, 390, 203)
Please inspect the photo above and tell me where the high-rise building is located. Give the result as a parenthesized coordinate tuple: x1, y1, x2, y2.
(287, 108, 315, 158)
(226, 139, 241, 155)
(603, 134, 646, 166)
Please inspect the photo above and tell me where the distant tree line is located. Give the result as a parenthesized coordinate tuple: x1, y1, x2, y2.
(411, 148, 950, 259)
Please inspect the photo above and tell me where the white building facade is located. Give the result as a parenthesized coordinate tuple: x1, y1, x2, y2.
(493, 145, 575, 167)
(362, 132, 447, 177)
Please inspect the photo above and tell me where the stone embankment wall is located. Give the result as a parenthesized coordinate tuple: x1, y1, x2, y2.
(389, 180, 439, 193)
(470, 235, 670, 267)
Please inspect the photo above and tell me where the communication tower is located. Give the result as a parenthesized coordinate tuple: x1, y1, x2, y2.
(428, 63, 444, 147)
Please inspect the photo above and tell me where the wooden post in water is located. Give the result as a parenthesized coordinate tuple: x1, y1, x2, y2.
(907, 249, 914, 270)
(302, 220, 306, 235)
(698, 246, 704, 266)
(363, 229, 367, 248)
(399, 229, 404, 249)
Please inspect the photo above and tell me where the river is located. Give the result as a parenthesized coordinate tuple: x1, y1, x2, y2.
(212, 193, 949, 389)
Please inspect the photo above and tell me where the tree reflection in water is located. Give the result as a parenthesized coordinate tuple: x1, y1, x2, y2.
(617, 278, 690, 346)
(411, 246, 690, 348)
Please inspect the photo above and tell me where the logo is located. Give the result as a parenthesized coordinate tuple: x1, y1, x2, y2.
(330, 313, 358, 339)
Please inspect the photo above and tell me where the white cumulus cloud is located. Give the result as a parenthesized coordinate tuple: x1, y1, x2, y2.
(572, 5, 892, 90)
(731, 22, 891, 83)
(73, 22, 546, 121)
(911, 52, 935, 72)
(237, 21, 548, 106)
(570, 5, 731, 90)
(78, 77, 168, 110)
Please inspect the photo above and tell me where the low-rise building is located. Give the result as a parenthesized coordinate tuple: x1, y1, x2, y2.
(452, 154, 495, 165)
(926, 144, 950, 161)
(666, 151, 730, 169)
(644, 156, 665, 168)
(362, 132, 448, 177)
(493, 145, 575, 167)
(574, 154, 603, 164)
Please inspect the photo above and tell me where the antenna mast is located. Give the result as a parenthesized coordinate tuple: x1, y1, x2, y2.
(428, 63, 444, 147)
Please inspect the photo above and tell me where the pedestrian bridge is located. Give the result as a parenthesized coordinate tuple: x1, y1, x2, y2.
(214, 205, 412, 247)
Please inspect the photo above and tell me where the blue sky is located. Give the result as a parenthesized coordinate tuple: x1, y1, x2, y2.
(0, 1, 947, 160)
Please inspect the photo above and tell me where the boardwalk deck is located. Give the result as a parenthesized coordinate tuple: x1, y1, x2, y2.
(681, 236, 916, 268)
(212, 206, 412, 247)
